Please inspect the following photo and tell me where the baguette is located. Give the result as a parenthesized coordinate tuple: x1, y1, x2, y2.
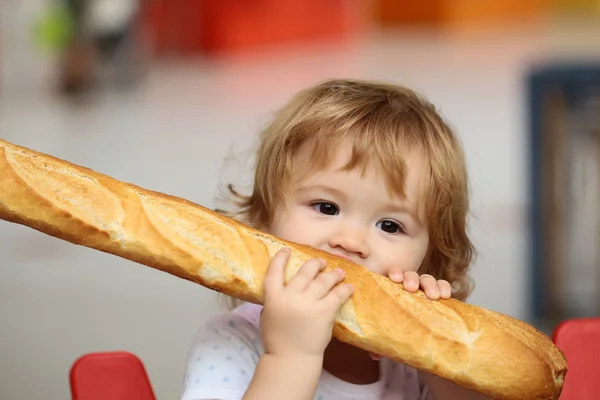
(0, 138, 567, 400)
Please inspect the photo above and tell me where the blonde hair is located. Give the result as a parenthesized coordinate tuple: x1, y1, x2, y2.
(216, 79, 475, 309)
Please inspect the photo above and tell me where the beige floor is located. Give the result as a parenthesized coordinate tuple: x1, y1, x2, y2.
(1, 5, 600, 398)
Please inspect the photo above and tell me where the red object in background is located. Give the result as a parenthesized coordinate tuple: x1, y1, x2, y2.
(141, 0, 365, 56)
(552, 318, 600, 400)
(70, 351, 156, 400)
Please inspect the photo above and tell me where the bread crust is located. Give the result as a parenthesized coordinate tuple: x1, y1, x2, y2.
(0, 139, 567, 399)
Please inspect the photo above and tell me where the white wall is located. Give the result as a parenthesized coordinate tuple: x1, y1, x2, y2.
(1, 6, 599, 398)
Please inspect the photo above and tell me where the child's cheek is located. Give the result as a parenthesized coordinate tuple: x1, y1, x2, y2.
(364, 262, 393, 277)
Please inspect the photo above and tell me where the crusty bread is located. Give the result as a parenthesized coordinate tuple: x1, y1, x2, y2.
(0, 138, 567, 399)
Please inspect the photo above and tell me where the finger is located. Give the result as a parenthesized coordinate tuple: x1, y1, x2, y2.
(323, 282, 354, 310)
(263, 248, 291, 297)
(438, 280, 452, 299)
(420, 274, 440, 300)
(369, 352, 382, 360)
(402, 271, 421, 292)
(306, 268, 346, 298)
(388, 267, 404, 283)
(286, 258, 326, 292)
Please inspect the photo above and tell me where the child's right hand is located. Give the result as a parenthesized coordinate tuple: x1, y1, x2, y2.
(260, 248, 354, 360)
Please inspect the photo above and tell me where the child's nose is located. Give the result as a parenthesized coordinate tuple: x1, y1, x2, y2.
(328, 224, 369, 258)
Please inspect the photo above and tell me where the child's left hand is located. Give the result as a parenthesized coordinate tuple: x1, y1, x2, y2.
(388, 267, 452, 300)
(369, 268, 451, 361)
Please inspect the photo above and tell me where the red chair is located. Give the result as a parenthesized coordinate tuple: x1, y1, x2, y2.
(70, 351, 156, 400)
(553, 317, 600, 400)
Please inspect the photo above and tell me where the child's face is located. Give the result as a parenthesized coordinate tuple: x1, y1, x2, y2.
(269, 141, 430, 276)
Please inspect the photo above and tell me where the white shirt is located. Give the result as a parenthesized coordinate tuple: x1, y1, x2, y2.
(181, 303, 433, 400)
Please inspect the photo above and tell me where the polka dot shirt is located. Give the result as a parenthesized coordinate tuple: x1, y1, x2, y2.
(180, 303, 433, 400)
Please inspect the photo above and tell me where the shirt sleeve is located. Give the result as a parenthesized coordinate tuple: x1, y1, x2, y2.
(180, 309, 264, 400)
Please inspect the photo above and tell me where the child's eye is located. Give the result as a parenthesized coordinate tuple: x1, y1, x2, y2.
(311, 202, 339, 216)
(377, 220, 405, 234)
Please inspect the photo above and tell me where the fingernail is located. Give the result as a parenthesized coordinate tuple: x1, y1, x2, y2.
(391, 272, 402, 281)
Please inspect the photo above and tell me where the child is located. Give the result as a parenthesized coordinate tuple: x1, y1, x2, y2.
(180, 79, 489, 400)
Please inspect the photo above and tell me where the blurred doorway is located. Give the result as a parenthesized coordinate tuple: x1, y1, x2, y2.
(528, 65, 600, 332)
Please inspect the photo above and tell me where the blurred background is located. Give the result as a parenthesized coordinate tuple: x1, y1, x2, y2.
(1, 0, 599, 399)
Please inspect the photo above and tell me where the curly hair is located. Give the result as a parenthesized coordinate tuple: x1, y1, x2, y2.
(215, 79, 476, 308)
